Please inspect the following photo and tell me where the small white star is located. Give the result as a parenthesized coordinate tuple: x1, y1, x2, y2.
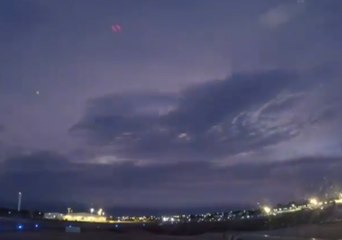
(36, 90, 40, 95)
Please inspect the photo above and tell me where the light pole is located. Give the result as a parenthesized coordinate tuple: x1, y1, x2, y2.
(17, 192, 22, 212)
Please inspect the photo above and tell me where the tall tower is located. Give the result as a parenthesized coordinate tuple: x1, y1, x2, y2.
(17, 192, 22, 212)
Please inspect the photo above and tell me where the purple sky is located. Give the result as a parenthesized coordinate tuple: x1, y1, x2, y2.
(1, 0, 342, 213)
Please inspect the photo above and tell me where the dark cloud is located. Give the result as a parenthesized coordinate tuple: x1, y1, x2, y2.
(70, 92, 176, 145)
(165, 70, 299, 132)
(71, 69, 320, 162)
(1, 150, 342, 210)
(2, 151, 69, 171)
(0, 151, 75, 206)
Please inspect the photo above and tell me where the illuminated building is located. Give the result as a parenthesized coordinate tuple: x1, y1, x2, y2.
(63, 212, 107, 223)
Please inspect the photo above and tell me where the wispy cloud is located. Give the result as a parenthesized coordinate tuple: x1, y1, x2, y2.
(259, 3, 304, 29)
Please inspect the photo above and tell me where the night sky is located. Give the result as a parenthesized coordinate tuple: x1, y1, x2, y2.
(1, 0, 342, 213)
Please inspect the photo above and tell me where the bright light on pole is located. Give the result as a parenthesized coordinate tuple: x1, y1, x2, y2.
(90, 208, 94, 214)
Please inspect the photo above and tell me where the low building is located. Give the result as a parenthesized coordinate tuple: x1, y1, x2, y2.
(44, 212, 65, 220)
(63, 212, 107, 223)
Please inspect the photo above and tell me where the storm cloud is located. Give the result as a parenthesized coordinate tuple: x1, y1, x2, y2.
(71, 68, 342, 166)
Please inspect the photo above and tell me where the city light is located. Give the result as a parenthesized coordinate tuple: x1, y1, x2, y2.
(6, 192, 341, 226)
(309, 198, 318, 206)
(263, 206, 272, 215)
(335, 193, 342, 204)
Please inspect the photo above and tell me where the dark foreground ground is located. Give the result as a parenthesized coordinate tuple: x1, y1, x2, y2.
(0, 231, 230, 240)
(258, 221, 342, 239)
(2, 222, 342, 240)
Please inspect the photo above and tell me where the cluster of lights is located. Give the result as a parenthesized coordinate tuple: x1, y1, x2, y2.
(4, 194, 341, 233)
(57, 192, 342, 226)
(259, 196, 332, 217)
(22, 193, 342, 228)
(89, 207, 105, 216)
(162, 217, 175, 223)
(160, 212, 254, 224)
(115, 215, 154, 223)
(8, 194, 339, 231)
(309, 198, 319, 206)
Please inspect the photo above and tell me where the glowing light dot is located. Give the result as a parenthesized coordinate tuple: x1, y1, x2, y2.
(36, 90, 40, 95)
